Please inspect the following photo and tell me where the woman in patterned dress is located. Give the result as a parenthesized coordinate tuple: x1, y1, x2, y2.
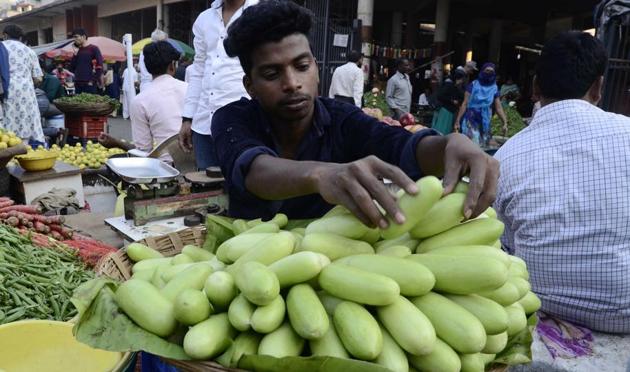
(1, 25, 45, 144)
(454, 62, 508, 147)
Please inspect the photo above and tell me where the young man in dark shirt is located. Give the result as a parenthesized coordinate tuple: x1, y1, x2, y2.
(69, 28, 103, 94)
(212, 1, 499, 228)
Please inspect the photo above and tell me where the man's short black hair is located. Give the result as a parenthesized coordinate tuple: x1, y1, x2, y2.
(72, 28, 87, 37)
(348, 50, 362, 63)
(396, 58, 409, 68)
(536, 31, 607, 100)
(224, 0, 313, 75)
(3, 25, 23, 40)
(143, 41, 181, 75)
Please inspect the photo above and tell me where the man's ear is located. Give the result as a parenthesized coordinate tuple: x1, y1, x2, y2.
(243, 74, 255, 98)
(586, 76, 604, 105)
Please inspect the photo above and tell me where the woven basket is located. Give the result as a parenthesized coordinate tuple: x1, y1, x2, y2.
(54, 100, 116, 116)
(96, 227, 206, 281)
(95, 227, 244, 371)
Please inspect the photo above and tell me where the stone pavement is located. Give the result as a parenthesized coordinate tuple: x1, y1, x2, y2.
(106, 116, 132, 142)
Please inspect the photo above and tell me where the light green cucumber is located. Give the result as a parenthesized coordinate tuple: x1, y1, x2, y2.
(228, 294, 255, 331)
(333, 301, 383, 360)
(444, 294, 509, 335)
(482, 332, 508, 354)
(251, 295, 285, 334)
(318, 263, 400, 306)
(298, 233, 374, 261)
(518, 291, 542, 314)
(182, 245, 215, 262)
(268, 251, 330, 288)
(174, 288, 213, 326)
(416, 218, 505, 252)
(407, 338, 461, 372)
(309, 319, 349, 358)
(258, 322, 305, 358)
(161, 264, 213, 302)
(460, 353, 485, 372)
(171, 253, 194, 265)
(204, 271, 238, 311)
(215, 233, 274, 263)
(286, 284, 329, 340)
(114, 279, 177, 337)
(376, 296, 436, 356)
(305, 214, 370, 239)
(234, 261, 280, 306)
(183, 313, 236, 360)
(376, 326, 409, 372)
(409, 193, 466, 239)
(126, 242, 163, 262)
(377, 245, 412, 258)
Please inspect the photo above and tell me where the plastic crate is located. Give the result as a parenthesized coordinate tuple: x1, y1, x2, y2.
(65, 114, 108, 139)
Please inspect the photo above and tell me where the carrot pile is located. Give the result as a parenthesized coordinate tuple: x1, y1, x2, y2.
(0, 197, 73, 241)
(0, 197, 118, 267)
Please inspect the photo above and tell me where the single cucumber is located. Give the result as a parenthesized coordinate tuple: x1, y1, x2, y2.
(270, 213, 288, 228)
(505, 303, 528, 336)
(234, 261, 280, 306)
(484, 207, 497, 219)
(510, 276, 531, 299)
(410, 193, 466, 239)
(460, 353, 485, 372)
(232, 219, 249, 234)
(151, 264, 169, 289)
(408, 338, 461, 372)
(408, 254, 508, 294)
(183, 313, 236, 360)
(376, 296, 436, 356)
(360, 227, 381, 244)
(242, 222, 280, 235)
(114, 279, 177, 337)
(204, 271, 238, 311)
(426, 245, 511, 268)
(309, 318, 349, 358)
(454, 181, 469, 194)
(131, 257, 172, 273)
(131, 268, 155, 281)
(377, 245, 412, 258)
(381, 176, 444, 239)
(286, 284, 329, 340)
(228, 294, 255, 331)
(216, 331, 262, 368)
(333, 301, 383, 360)
(482, 332, 508, 354)
(445, 294, 509, 335)
(508, 261, 529, 280)
(126, 242, 163, 262)
(215, 233, 274, 263)
(161, 263, 194, 283)
(251, 295, 285, 334)
(317, 291, 344, 315)
(290, 227, 306, 236)
(298, 233, 374, 261)
(182, 245, 215, 262)
(477, 281, 521, 306)
(305, 214, 370, 239)
(480, 353, 496, 365)
(416, 218, 505, 252)
(411, 292, 487, 354)
(518, 291, 542, 314)
(172, 253, 194, 265)
(336, 254, 435, 296)
(161, 264, 213, 302)
(258, 322, 305, 358)
(318, 263, 400, 306)
(322, 205, 351, 218)
(269, 251, 330, 288)
(376, 326, 409, 372)
(374, 233, 419, 252)
(174, 288, 213, 326)
(492, 240, 502, 249)
(227, 232, 295, 274)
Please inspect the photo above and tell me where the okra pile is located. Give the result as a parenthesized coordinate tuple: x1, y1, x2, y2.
(115, 176, 540, 372)
(0, 224, 94, 324)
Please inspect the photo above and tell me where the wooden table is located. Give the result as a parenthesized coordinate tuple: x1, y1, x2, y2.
(8, 161, 85, 207)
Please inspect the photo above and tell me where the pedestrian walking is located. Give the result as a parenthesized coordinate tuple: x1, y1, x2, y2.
(385, 58, 412, 119)
(328, 50, 364, 107)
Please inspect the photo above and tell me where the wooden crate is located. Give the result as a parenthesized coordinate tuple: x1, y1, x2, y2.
(65, 114, 107, 139)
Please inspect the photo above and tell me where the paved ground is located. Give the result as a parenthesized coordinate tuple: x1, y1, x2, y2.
(107, 116, 132, 142)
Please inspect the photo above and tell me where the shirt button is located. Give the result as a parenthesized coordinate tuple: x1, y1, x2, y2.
(211, 111, 214, 114)
(212, 72, 215, 75)
(211, 92, 214, 95)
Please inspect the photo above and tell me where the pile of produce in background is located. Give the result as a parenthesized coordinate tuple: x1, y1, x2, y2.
(72, 176, 539, 372)
(491, 105, 526, 138)
(0, 223, 94, 324)
(54, 93, 121, 112)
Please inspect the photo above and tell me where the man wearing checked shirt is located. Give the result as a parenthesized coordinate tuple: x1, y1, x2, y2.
(179, 0, 258, 169)
(495, 31, 630, 334)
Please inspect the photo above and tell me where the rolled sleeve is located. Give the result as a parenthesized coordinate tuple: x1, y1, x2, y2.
(398, 129, 441, 180)
(230, 146, 278, 194)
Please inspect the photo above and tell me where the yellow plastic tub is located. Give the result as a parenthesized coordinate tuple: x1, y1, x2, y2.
(0, 320, 128, 372)
(16, 152, 58, 172)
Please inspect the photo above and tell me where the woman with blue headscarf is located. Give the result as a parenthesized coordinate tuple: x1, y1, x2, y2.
(454, 63, 508, 146)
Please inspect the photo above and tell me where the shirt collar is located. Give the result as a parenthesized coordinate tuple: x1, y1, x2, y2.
(529, 99, 597, 130)
(152, 74, 173, 83)
(212, 0, 255, 9)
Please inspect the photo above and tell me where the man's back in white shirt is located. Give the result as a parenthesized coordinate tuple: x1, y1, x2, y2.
(328, 61, 364, 107)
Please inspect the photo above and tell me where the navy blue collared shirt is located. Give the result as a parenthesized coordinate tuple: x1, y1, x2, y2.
(211, 97, 439, 220)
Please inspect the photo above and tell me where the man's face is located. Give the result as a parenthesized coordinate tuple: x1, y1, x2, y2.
(245, 33, 319, 124)
(398, 60, 410, 74)
(73, 34, 86, 46)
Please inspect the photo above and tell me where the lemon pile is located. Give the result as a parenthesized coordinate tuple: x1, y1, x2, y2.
(34, 141, 126, 170)
(0, 129, 23, 149)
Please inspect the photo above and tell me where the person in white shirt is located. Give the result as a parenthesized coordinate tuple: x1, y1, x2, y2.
(179, 0, 258, 169)
(138, 29, 168, 93)
(130, 41, 187, 163)
(418, 87, 431, 107)
(328, 50, 364, 107)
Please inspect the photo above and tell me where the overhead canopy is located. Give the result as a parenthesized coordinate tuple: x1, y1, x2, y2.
(45, 36, 126, 62)
(31, 39, 73, 56)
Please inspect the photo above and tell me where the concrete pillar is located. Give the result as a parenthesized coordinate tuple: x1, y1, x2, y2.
(432, 0, 450, 85)
(163, 5, 170, 35)
(488, 20, 502, 63)
(156, 0, 164, 30)
(98, 17, 112, 39)
(391, 11, 403, 47)
(37, 28, 46, 45)
(358, 0, 374, 85)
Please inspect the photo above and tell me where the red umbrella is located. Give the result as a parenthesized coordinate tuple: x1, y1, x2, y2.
(45, 36, 126, 62)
